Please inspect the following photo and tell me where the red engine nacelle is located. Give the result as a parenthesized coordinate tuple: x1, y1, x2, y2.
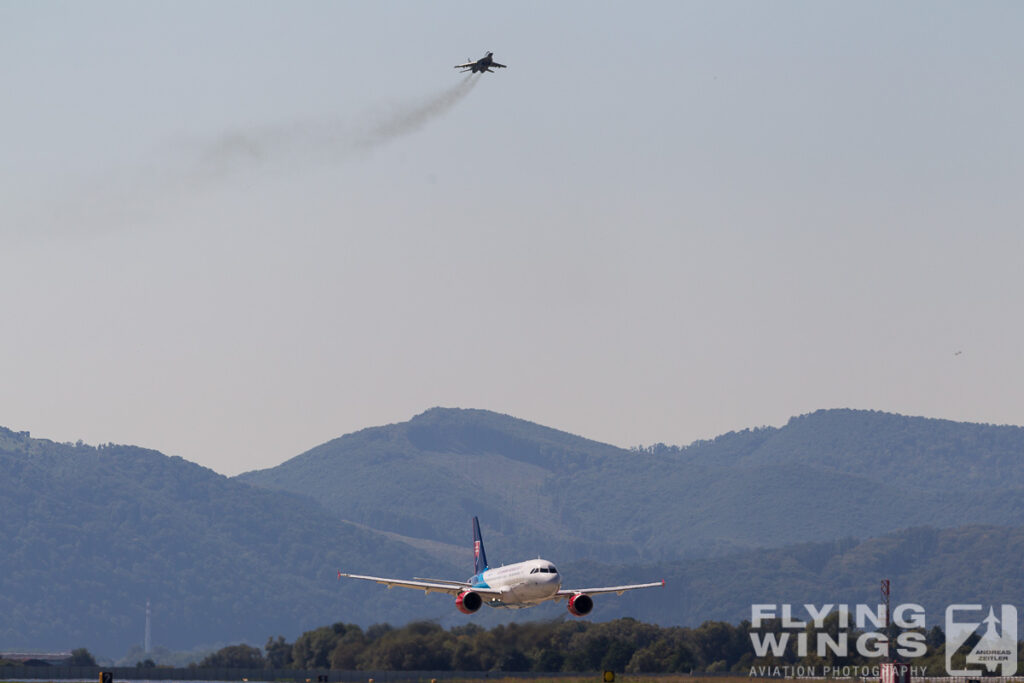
(567, 593, 594, 616)
(456, 590, 483, 614)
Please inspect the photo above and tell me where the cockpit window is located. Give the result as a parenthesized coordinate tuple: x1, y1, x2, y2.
(530, 568, 538, 573)
(548, 566, 558, 573)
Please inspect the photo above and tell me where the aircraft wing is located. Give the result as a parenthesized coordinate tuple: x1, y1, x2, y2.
(555, 579, 665, 598)
(339, 573, 503, 598)
(491, 62, 507, 68)
(413, 576, 473, 585)
(454, 61, 476, 69)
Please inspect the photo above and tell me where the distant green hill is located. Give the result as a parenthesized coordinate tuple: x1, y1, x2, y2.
(237, 407, 642, 560)
(553, 524, 1024, 628)
(238, 407, 1024, 558)
(0, 428, 460, 656)
(5, 407, 1024, 658)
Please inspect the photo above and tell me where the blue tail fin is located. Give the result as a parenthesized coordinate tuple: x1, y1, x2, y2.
(472, 516, 489, 575)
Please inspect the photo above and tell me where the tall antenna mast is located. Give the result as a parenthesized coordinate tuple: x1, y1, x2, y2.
(880, 579, 891, 661)
(145, 600, 151, 654)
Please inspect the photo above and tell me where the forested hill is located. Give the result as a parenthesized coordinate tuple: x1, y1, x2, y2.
(557, 524, 1024, 628)
(238, 407, 1024, 560)
(688, 408, 1024, 490)
(237, 407, 638, 559)
(5, 408, 1024, 657)
(0, 427, 460, 656)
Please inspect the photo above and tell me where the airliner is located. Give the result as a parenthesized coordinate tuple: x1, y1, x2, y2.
(339, 517, 664, 616)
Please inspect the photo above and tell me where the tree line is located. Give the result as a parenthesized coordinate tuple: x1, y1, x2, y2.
(10, 616, 1012, 674)
(189, 616, 1015, 674)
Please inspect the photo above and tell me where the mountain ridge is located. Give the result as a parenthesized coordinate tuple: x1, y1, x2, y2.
(238, 406, 1024, 558)
(0, 427, 461, 655)
(4, 407, 1024, 656)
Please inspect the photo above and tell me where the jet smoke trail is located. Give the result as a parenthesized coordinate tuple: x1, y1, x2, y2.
(200, 75, 481, 175)
(10, 77, 484, 238)
(357, 74, 479, 149)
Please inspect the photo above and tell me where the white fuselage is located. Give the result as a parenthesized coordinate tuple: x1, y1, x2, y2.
(472, 558, 561, 607)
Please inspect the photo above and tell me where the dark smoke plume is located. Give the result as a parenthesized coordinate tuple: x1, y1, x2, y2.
(12, 77, 483, 237)
(201, 75, 480, 176)
(357, 74, 479, 149)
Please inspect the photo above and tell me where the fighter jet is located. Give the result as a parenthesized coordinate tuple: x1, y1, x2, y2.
(454, 52, 507, 73)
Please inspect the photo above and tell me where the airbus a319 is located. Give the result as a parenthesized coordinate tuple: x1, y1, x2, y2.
(339, 517, 664, 616)
(454, 52, 507, 73)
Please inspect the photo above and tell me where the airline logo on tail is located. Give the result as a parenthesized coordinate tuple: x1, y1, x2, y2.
(472, 516, 488, 575)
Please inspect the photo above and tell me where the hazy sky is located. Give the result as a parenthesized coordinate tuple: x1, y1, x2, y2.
(3, 1, 1022, 475)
